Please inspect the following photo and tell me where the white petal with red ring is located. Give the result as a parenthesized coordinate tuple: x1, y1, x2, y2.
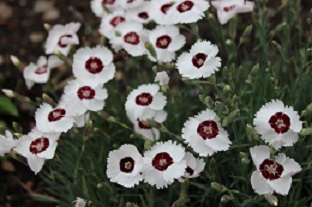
(142, 140, 186, 189)
(182, 152, 205, 179)
(149, 0, 176, 25)
(147, 25, 185, 62)
(118, 0, 144, 9)
(0, 131, 17, 156)
(182, 109, 231, 157)
(61, 79, 108, 116)
(73, 45, 115, 85)
(125, 2, 152, 23)
(176, 41, 221, 79)
(133, 110, 167, 141)
(251, 171, 274, 195)
(99, 10, 127, 39)
(253, 99, 302, 149)
(35, 103, 75, 133)
(45, 22, 81, 56)
(125, 84, 167, 122)
(91, 0, 120, 18)
(14, 128, 60, 174)
(106, 144, 143, 188)
(110, 22, 146, 57)
(249, 145, 270, 170)
(211, 0, 254, 25)
(275, 153, 301, 177)
(168, 0, 210, 24)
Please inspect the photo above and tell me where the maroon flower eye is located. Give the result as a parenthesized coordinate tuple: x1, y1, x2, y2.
(152, 152, 174, 171)
(197, 120, 219, 140)
(269, 112, 290, 134)
(48, 109, 66, 122)
(177, 1, 194, 13)
(192, 53, 208, 68)
(85, 57, 104, 74)
(156, 35, 171, 49)
(135, 93, 153, 106)
(29, 137, 49, 154)
(124, 32, 140, 45)
(259, 159, 284, 180)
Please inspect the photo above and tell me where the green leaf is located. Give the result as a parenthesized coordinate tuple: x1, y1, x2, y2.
(0, 96, 18, 117)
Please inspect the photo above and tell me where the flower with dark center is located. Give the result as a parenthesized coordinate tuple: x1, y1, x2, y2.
(102, 0, 115, 5)
(58, 34, 73, 48)
(135, 93, 153, 106)
(85, 57, 104, 74)
(268, 112, 290, 134)
(161, 3, 173, 14)
(77, 86, 96, 100)
(192, 53, 208, 68)
(138, 120, 152, 129)
(48, 109, 66, 122)
(110, 16, 125, 27)
(197, 120, 219, 140)
(152, 152, 174, 171)
(177, 1, 194, 13)
(223, 5, 236, 12)
(120, 157, 135, 173)
(253, 99, 302, 150)
(156, 35, 171, 49)
(29, 137, 49, 154)
(124, 32, 140, 45)
(138, 12, 149, 19)
(250, 145, 301, 195)
(35, 65, 48, 74)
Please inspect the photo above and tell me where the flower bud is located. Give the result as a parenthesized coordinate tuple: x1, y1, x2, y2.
(220, 195, 230, 203)
(264, 194, 278, 206)
(10, 55, 21, 69)
(211, 182, 227, 192)
(246, 124, 259, 140)
(42, 93, 56, 107)
(222, 109, 240, 127)
(215, 101, 229, 115)
(299, 128, 312, 136)
(144, 139, 152, 151)
(145, 42, 157, 59)
(1, 89, 15, 98)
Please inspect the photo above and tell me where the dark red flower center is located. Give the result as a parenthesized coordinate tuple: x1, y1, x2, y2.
(127, 0, 134, 3)
(102, 0, 115, 5)
(152, 152, 173, 171)
(35, 65, 48, 74)
(223, 5, 236, 12)
(110, 16, 126, 27)
(161, 3, 173, 14)
(85, 57, 104, 74)
(185, 166, 194, 176)
(138, 120, 152, 129)
(77, 86, 95, 100)
(138, 12, 149, 19)
(124, 32, 140, 45)
(48, 108, 66, 122)
(269, 112, 290, 134)
(259, 159, 283, 180)
(58, 34, 72, 48)
(197, 120, 219, 140)
(135, 93, 153, 106)
(29, 137, 49, 154)
(177, 1, 194, 13)
(156, 35, 171, 49)
(192, 53, 208, 68)
(120, 157, 135, 173)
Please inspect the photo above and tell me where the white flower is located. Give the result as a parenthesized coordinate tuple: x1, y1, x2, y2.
(107, 144, 143, 188)
(142, 140, 186, 189)
(176, 40, 221, 79)
(133, 110, 167, 141)
(253, 99, 302, 150)
(23, 56, 63, 89)
(211, 0, 254, 25)
(14, 128, 60, 174)
(154, 71, 169, 86)
(60, 80, 108, 116)
(73, 112, 90, 128)
(72, 45, 115, 85)
(125, 2, 152, 24)
(168, 0, 210, 24)
(99, 10, 128, 39)
(179, 152, 205, 182)
(73, 197, 87, 207)
(35, 103, 75, 133)
(250, 145, 301, 195)
(110, 22, 146, 56)
(91, 0, 119, 18)
(118, 0, 144, 9)
(125, 84, 167, 122)
(149, 0, 176, 25)
(182, 109, 231, 157)
(45, 22, 81, 56)
(147, 25, 185, 62)
(0, 131, 17, 156)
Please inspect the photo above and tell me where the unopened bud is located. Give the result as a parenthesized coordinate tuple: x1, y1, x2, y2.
(264, 194, 278, 206)
(97, 182, 105, 188)
(83, 120, 92, 141)
(144, 139, 152, 151)
(215, 101, 229, 115)
(42, 93, 56, 107)
(241, 157, 250, 164)
(2, 89, 15, 98)
(199, 95, 214, 109)
(115, 30, 122, 37)
(222, 109, 240, 127)
(223, 85, 231, 94)
(10, 55, 21, 69)
(145, 42, 157, 59)
(246, 124, 259, 140)
(220, 195, 230, 203)
(211, 182, 227, 192)
(251, 64, 259, 77)
(43, 23, 51, 31)
(299, 128, 312, 136)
